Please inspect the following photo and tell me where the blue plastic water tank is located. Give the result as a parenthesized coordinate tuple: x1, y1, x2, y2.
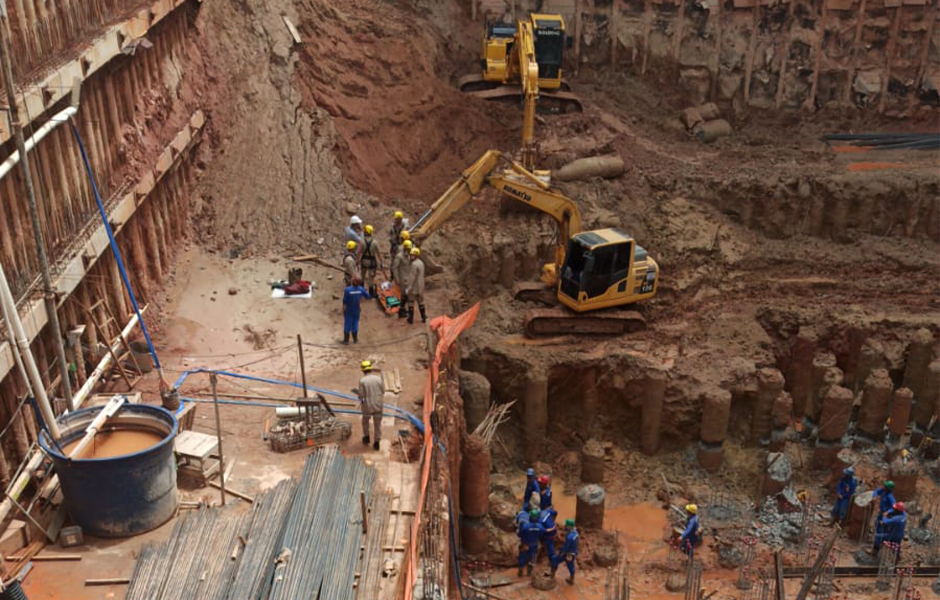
(39, 403, 178, 537)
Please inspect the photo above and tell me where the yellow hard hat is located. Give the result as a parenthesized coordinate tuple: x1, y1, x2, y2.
(364, 224, 374, 235)
(346, 240, 357, 251)
(394, 210, 404, 219)
(685, 504, 698, 514)
(410, 247, 420, 256)
(402, 239, 413, 250)
(400, 230, 411, 241)
(361, 360, 373, 371)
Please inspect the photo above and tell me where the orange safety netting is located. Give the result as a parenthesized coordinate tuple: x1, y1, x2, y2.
(403, 302, 480, 599)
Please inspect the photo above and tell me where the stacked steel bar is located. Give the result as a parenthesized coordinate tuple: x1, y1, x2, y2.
(126, 448, 376, 600)
(358, 488, 392, 599)
(824, 132, 940, 151)
(225, 478, 295, 599)
(267, 446, 376, 600)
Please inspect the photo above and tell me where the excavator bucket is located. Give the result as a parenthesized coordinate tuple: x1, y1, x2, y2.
(458, 80, 583, 113)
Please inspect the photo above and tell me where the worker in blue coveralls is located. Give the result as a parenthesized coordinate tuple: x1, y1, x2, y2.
(872, 480, 896, 537)
(680, 504, 702, 557)
(551, 519, 579, 585)
(522, 467, 540, 511)
(538, 475, 553, 509)
(873, 501, 907, 559)
(537, 502, 558, 564)
(830, 467, 857, 526)
(517, 509, 543, 577)
(342, 276, 370, 345)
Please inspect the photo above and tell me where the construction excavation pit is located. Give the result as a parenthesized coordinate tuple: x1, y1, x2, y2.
(0, 0, 937, 598)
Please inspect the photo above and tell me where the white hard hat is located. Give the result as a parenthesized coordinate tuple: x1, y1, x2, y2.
(350, 215, 362, 225)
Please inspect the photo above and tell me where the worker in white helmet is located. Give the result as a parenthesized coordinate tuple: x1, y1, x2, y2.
(345, 215, 363, 249)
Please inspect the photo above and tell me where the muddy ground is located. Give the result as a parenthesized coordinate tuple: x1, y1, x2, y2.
(71, 0, 940, 597)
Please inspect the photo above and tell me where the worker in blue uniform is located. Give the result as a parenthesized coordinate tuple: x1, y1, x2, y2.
(830, 467, 857, 525)
(517, 509, 543, 577)
(538, 475, 552, 509)
(515, 508, 530, 527)
(680, 504, 702, 557)
(537, 503, 558, 564)
(872, 480, 896, 536)
(342, 276, 370, 345)
(551, 519, 579, 585)
(873, 501, 907, 559)
(522, 468, 540, 511)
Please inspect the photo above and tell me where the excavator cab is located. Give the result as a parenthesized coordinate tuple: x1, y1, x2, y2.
(530, 13, 565, 86)
(557, 228, 659, 312)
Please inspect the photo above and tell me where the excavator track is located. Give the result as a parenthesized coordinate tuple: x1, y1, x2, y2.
(456, 78, 582, 113)
(523, 307, 647, 337)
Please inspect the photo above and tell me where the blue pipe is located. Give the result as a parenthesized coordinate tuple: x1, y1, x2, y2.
(69, 122, 162, 372)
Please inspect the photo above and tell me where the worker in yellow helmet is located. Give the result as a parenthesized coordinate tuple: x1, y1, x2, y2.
(389, 210, 406, 257)
(359, 225, 382, 296)
(392, 237, 413, 318)
(679, 504, 702, 558)
(357, 360, 385, 451)
(343, 240, 359, 285)
(405, 246, 426, 324)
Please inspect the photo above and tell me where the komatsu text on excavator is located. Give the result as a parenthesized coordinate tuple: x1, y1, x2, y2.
(410, 151, 659, 337)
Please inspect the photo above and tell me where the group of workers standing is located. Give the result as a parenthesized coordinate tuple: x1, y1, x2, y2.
(829, 469, 907, 558)
(341, 211, 426, 344)
(516, 469, 579, 584)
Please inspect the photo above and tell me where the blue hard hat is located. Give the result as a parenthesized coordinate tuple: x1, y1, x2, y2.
(844, 467, 855, 476)
(526, 468, 535, 476)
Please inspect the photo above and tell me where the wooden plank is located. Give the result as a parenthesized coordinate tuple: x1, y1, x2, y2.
(283, 16, 301, 44)
(207, 481, 253, 503)
(85, 578, 130, 586)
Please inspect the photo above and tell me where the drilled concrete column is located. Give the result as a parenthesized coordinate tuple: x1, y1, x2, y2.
(804, 351, 842, 438)
(698, 389, 731, 471)
(576, 484, 605, 530)
(642, 370, 667, 455)
(769, 391, 793, 452)
(856, 368, 892, 445)
(459, 370, 491, 434)
(814, 385, 853, 469)
(889, 387, 914, 441)
(579, 368, 598, 440)
(786, 328, 816, 417)
(854, 338, 886, 394)
(888, 457, 918, 501)
(524, 370, 548, 466)
(902, 328, 935, 400)
(581, 438, 605, 484)
(911, 360, 940, 447)
(753, 368, 784, 444)
(460, 434, 490, 519)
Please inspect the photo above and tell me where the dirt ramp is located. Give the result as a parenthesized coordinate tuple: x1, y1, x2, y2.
(293, 0, 514, 200)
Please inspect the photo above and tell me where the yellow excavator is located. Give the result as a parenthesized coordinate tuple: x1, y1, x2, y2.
(458, 13, 582, 169)
(410, 150, 659, 336)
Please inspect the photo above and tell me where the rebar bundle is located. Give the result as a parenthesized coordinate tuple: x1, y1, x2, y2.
(416, 449, 445, 600)
(813, 550, 837, 600)
(358, 488, 392, 599)
(226, 478, 296, 600)
(267, 446, 376, 600)
(683, 557, 702, 600)
(126, 447, 378, 600)
(735, 537, 757, 590)
(605, 555, 630, 600)
(876, 542, 900, 591)
(892, 566, 914, 600)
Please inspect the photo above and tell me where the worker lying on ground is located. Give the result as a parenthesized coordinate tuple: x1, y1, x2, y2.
(550, 519, 578, 585)
(522, 468, 540, 512)
(360, 225, 382, 296)
(873, 502, 907, 559)
(388, 210, 406, 257)
(393, 237, 413, 318)
(357, 360, 384, 451)
(342, 277, 370, 345)
(680, 504, 702, 557)
(829, 467, 857, 526)
(538, 503, 558, 564)
(405, 247, 426, 324)
(343, 240, 360, 285)
(517, 509, 543, 577)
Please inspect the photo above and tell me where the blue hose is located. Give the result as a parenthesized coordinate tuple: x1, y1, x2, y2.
(69, 122, 162, 372)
